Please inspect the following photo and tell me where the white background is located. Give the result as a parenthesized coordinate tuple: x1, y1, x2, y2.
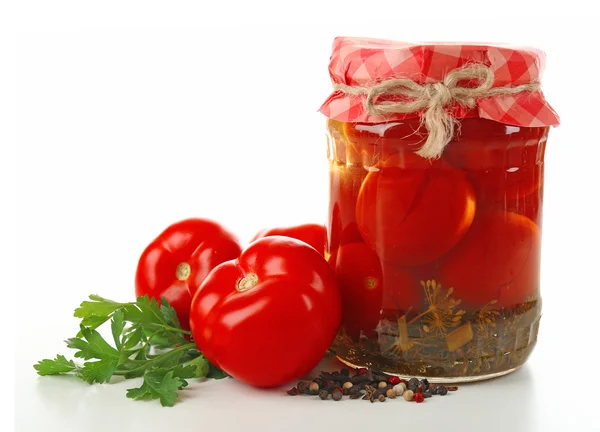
(4, 1, 600, 431)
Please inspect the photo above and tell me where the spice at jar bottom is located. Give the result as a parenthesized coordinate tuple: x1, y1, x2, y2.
(286, 366, 456, 403)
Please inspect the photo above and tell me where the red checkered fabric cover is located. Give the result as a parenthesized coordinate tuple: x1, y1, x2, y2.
(319, 37, 560, 127)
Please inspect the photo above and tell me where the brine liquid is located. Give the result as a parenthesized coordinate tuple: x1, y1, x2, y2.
(326, 118, 548, 380)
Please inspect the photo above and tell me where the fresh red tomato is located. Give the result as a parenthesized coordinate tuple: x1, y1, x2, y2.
(329, 242, 383, 339)
(437, 211, 541, 308)
(356, 152, 476, 266)
(251, 224, 326, 256)
(135, 219, 242, 329)
(189, 236, 341, 388)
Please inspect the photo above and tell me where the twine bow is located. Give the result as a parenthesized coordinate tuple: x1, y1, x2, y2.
(333, 64, 540, 158)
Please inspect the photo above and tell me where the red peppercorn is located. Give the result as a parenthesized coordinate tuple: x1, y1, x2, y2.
(388, 376, 401, 385)
(414, 392, 425, 403)
(356, 368, 368, 376)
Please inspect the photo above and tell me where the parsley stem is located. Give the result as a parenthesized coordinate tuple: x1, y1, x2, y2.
(155, 324, 192, 336)
(114, 343, 197, 376)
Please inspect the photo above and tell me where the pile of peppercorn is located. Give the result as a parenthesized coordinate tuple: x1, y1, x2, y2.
(287, 367, 457, 403)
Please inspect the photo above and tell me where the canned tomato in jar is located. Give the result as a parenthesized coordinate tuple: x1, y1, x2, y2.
(320, 37, 560, 382)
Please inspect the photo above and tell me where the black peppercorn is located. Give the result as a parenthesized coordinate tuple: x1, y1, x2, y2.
(312, 378, 324, 388)
(408, 377, 420, 392)
(349, 392, 363, 399)
(421, 379, 430, 388)
(437, 385, 448, 396)
(377, 394, 386, 402)
(422, 391, 432, 398)
(297, 381, 309, 394)
(319, 389, 329, 400)
(332, 388, 343, 401)
(340, 368, 350, 376)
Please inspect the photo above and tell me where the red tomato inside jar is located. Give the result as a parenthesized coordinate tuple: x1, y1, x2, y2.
(320, 37, 559, 381)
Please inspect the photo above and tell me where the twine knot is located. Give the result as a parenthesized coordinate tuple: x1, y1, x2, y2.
(333, 64, 540, 159)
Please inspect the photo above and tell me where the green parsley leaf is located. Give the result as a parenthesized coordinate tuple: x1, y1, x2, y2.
(67, 326, 120, 361)
(123, 295, 168, 327)
(78, 360, 119, 384)
(74, 295, 126, 329)
(207, 364, 230, 380)
(111, 310, 126, 351)
(34, 355, 78, 376)
(126, 370, 184, 407)
(160, 297, 181, 329)
(36, 295, 227, 406)
(185, 355, 210, 378)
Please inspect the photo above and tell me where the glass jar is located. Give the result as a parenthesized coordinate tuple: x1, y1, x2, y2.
(320, 38, 559, 382)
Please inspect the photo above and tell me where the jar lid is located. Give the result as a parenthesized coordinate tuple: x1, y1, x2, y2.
(319, 37, 559, 144)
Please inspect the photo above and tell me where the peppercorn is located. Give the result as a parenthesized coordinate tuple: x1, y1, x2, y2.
(356, 367, 368, 376)
(340, 368, 350, 376)
(393, 384, 405, 396)
(297, 381, 309, 394)
(331, 371, 340, 376)
(437, 385, 448, 396)
(332, 388, 343, 401)
(388, 376, 401, 385)
(287, 387, 300, 396)
(403, 390, 414, 401)
(349, 392, 363, 399)
(421, 379, 430, 388)
(422, 391, 432, 398)
(324, 381, 337, 392)
(378, 394, 386, 402)
(417, 385, 425, 393)
(319, 389, 329, 400)
(309, 382, 320, 393)
(348, 386, 360, 396)
(378, 381, 388, 389)
(343, 381, 353, 390)
(386, 388, 396, 399)
(408, 377, 420, 392)
(312, 378, 324, 388)
(414, 392, 425, 403)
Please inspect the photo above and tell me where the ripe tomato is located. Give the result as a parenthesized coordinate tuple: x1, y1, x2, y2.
(189, 236, 341, 388)
(356, 152, 476, 266)
(135, 219, 242, 329)
(251, 224, 326, 256)
(437, 211, 541, 308)
(329, 242, 383, 339)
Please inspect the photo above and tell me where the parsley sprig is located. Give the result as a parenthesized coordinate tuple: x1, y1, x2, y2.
(34, 295, 227, 407)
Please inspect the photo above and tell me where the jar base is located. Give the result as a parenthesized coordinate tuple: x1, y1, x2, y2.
(335, 355, 521, 383)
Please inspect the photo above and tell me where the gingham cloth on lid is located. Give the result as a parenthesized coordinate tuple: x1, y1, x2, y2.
(319, 37, 560, 127)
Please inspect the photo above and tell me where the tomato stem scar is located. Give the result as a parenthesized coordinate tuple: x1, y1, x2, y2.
(237, 273, 259, 292)
(175, 262, 191, 281)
